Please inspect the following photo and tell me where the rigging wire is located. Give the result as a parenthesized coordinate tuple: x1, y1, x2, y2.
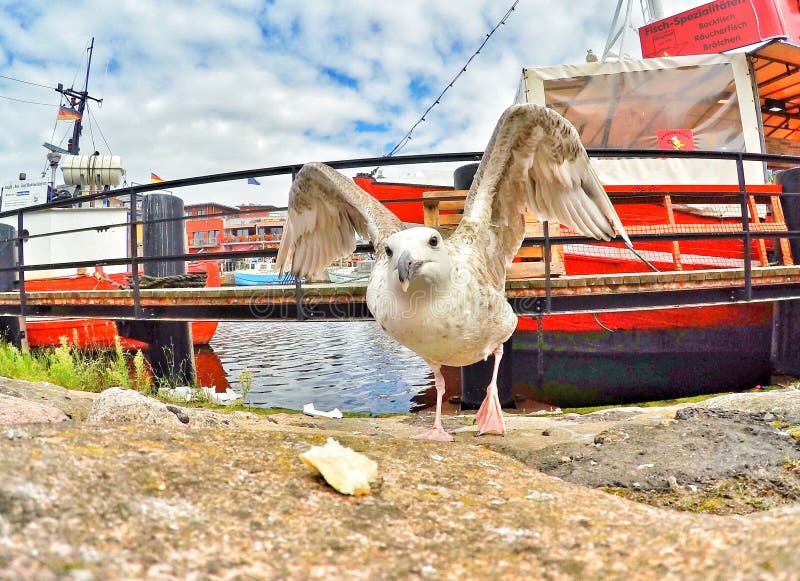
(85, 104, 97, 153)
(49, 95, 65, 145)
(40, 97, 68, 178)
(0, 73, 54, 90)
(70, 41, 88, 92)
(86, 105, 113, 154)
(0, 93, 58, 107)
(382, 0, 521, 159)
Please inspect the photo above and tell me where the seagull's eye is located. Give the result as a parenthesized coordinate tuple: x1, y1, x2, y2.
(385, 246, 393, 257)
(429, 236, 439, 248)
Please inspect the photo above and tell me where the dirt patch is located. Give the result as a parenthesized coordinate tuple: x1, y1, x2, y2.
(516, 407, 800, 515)
(605, 469, 800, 515)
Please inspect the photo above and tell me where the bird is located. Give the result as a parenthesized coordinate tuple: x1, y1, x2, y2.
(277, 103, 630, 441)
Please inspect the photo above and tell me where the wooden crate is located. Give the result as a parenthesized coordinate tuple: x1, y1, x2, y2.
(422, 190, 564, 279)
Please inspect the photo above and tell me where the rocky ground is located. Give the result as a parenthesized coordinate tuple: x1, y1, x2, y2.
(1, 377, 800, 580)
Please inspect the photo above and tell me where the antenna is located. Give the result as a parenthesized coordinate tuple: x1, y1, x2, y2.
(601, 0, 664, 61)
(54, 37, 103, 155)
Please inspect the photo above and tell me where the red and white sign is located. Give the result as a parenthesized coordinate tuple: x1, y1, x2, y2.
(639, 0, 800, 58)
(657, 129, 696, 151)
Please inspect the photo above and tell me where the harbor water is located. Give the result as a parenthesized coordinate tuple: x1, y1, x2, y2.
(203, 320, 436, 414)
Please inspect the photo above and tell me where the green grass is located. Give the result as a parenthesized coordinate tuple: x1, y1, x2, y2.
(0, 337, 153, 393)
(562, 392, 733, 415)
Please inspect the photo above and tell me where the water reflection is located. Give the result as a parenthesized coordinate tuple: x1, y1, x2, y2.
(197, 321, 437, 414)
(194, 347, 229, 392)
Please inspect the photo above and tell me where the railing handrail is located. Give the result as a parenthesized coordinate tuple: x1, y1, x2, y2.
(8, 147, 800, 221)
(4, 147, 800, 320)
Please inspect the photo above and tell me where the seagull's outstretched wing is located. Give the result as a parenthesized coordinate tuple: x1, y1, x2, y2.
(450, 104, 629, 285)
(277, 163, 403, 278)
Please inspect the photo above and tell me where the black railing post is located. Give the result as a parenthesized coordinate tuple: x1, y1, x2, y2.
(0, 224, 26, 350)
(14, 211, 28, 353)
(128, 189, 142, 318)
(543, 220, 552, 314)
(736, 154, 752, 301)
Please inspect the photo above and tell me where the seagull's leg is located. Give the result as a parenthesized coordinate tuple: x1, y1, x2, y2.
(475, 344, 506, 436)
(412, 362, 454, 442)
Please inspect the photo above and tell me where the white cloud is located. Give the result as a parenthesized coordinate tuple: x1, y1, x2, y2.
(0, 0, 711, 206)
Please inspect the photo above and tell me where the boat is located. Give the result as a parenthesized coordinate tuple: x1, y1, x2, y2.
(0, 39, 219, 350)
(16, 261, 221, 349)
(233, 259, 294, 286)
(327, 260, 374, 283)
(357, 36, 800, 407)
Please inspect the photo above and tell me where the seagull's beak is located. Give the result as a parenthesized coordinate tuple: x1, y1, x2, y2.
(397, 249, 424, 292)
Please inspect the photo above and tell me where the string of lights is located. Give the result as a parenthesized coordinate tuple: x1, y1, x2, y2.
(383, 0, 521, 158)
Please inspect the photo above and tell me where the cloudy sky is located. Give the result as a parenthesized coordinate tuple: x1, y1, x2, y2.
(1, 0, 707, 206)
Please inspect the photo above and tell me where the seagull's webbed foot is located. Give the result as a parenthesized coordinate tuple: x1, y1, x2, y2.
(475, 391, 506, 436)
(412, 426, 455, 442)
(474, 344, 507, 437)
(414, 361, 454, 442)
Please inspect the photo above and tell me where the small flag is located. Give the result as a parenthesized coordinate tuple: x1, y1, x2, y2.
(247, 177, 261, 185)
(57, 106, 82, 121)
(150, 172, 164, 183)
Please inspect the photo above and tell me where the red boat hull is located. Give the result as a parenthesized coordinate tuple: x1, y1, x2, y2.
(24, 318, 218, 350)
(22, 261, 220, 349)
(508, 303, 773, 407)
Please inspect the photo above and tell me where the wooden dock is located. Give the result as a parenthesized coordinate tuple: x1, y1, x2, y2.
(3, 265, 800, 320)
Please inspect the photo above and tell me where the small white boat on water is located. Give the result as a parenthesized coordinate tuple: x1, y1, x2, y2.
(327, 260, 374, 283)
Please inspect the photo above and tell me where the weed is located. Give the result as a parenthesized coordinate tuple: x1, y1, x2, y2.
(0, 338, 154, 394)
(238, 368, 254, 407)
(132, 350, 151, 394)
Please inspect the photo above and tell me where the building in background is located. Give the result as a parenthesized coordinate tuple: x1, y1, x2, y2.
(185, 202, 287, 269)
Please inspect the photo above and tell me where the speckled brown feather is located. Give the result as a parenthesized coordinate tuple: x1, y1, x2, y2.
(450, 104, 629, 288)
(277, 163, 403, 279)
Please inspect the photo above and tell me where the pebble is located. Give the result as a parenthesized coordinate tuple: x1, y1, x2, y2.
(3, 427, 30, 440)
(525, 491, 554, 501)
(166, 405, 190, 424)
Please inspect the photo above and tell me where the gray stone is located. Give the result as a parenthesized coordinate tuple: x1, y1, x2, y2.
(2, 376, 800, 579)
(87, 387, 234, 428)
(695, 389, 800, 421)
(87, 387, 185, 426)
(0, 393, 69, 425)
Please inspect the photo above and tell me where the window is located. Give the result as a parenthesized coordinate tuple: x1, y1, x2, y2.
(542, 63, 742, 151)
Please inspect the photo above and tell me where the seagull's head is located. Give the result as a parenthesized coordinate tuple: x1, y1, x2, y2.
(383, 227, 451, 293)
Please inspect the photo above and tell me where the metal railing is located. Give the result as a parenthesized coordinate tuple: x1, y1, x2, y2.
(1, 148, 800, 320)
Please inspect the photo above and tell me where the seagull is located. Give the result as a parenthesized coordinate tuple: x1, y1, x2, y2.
(277, 103, 630, 441)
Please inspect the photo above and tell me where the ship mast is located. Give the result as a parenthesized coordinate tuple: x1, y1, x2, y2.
(55, 37, 103, 156)
(601, 0, 664, 61)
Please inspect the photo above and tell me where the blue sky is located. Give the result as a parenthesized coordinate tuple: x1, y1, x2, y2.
(0, 0, 706, 205)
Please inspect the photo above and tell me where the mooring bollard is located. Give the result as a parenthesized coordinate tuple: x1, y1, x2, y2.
(453, 163, 514, 408)
(139, 194, 196, 386)
(0, 223, 28, 352)
(773, 168, 800, 376)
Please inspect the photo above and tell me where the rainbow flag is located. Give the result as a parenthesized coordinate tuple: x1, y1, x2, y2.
(150, 172, 164, 183)
(57, 106, 82, 121)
